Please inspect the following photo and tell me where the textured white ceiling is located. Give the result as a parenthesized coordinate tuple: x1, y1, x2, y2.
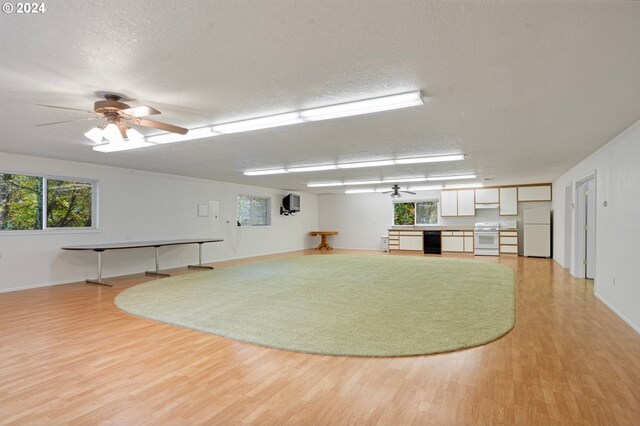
(1, 1, 639, 193)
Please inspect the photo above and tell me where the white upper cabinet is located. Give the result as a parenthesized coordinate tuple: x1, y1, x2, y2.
(499, 187, 518, 216)
(440, 190, 458, 216)
(475, 188, 499, 204)
(518, 185, 552, 201)
(457, 190, 476, 216)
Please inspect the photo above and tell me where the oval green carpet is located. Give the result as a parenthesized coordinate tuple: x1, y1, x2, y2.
(115, 254, 515, 357)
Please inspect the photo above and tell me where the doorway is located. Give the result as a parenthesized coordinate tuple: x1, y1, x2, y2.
(575, 175, 596, 279)
(564, 184, 572, 269)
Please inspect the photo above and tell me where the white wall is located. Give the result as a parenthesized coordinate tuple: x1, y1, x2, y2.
(318, 189, 550, 252)
(552, 119, 640, 333)
(0, 152, 318, 292)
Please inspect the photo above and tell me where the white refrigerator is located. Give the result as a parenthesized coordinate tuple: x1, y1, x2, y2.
(524, 209, 551, 258)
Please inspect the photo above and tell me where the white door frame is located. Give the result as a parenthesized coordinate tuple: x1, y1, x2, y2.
(564, 183, 572, 269)
(573, 171, 597, 285)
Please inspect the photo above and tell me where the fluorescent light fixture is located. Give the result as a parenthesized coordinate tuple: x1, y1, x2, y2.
(382, 177, 427, 183)
(147, 127, 217, 144)
(288, 165, 338, 173)
(93, 140, 154, 153)
(212, 112, 302, 134)
(445, 183, 484, 189)
(103, 123, 124, 144)
(427, 174, 476, 181)
(337, 160, 395, 169)
(301, 91, 424, 122)
(345, 188, 375, 194)
(307, 182, 343, 187)
(84, 127, 104, 144)
(407, 185, 444, 191)
(243, 169, 289, 176)
(375, 187, 408, 193)
(395, 154, 464, 164)
(126, 128, 145, 142)
(343, 180, 382, 186)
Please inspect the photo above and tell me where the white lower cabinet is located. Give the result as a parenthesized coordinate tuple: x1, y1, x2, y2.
(399, 235, 423, 251)
(464, 235, 474, 253)
(442, 236, 464, 252)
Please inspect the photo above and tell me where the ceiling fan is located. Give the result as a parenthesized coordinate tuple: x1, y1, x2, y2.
(35, 94, 188, 145)
(381, 184, 416, 197)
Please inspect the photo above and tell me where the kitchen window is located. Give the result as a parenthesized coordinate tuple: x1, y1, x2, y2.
(0, 172, 97, 232)
(237, 194, 271, 226)
(393, 200, 438, 226)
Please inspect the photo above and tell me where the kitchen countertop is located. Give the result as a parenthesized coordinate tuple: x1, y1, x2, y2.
(389, 226, 475, 231)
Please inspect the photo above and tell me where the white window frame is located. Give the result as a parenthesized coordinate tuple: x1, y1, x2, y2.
(0, 171, 99, 234)
(392, 199, 439, 226)
(236, 194, 272, 227)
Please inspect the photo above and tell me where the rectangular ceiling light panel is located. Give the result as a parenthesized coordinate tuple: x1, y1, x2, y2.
(345, 188, 375, 194)
(288, 165, 338, 173)
(212, 112, 303, 134)
(147, 127, 217, 144)
(300, 91, 424, 121)
(243, 169, 289, 176)
(427, 174, 476, 181)
(306, 182, 344, 187)
(93, 140, 154, 152)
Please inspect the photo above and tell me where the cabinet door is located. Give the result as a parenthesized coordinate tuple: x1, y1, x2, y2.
(457, 190, 475, 216)
(399, 235, 423, 251)
(442, 236, 464, 252)
(464, 236, 474, 252)
(518, 185, 551, 201)
(499, 187, 518, 215)
(475, 188, 499, 204)
(534, 185, 552, 201)
(440, 191, 458, 216)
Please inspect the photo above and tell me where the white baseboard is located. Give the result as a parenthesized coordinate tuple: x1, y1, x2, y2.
(595, 293, 640, 335)
(0, 280, 73, 294)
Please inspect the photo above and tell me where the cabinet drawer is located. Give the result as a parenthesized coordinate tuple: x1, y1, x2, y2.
(450, 231, 464, 236)
(463, 231, 474, 236)
(441, 231, 453, 236)
(500, 245, 518, 254)
(500, 237, 518, 245)
(500, 231, 517, 237)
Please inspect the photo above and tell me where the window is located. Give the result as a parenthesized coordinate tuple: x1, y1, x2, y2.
(393, 200, 438, 226)
(237, 195, 271, 226)
(0, 173, 97, 232)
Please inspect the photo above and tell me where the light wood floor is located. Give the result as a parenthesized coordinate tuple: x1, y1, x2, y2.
(1, 250, 639, 425)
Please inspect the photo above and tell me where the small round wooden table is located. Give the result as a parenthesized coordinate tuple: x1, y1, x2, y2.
(309, 231, 338, 251)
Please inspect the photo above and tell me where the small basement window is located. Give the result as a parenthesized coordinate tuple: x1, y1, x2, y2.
(393, 200, 438, 226)
(237, 195, 271, 226)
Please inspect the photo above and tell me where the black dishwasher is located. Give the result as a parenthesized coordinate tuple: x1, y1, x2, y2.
(423, 230, 442, 254)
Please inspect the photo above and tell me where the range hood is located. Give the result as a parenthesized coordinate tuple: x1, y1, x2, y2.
(475, 203, 499, 209)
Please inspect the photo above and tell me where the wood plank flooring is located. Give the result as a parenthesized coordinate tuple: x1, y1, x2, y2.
(1, 250, 639, 425)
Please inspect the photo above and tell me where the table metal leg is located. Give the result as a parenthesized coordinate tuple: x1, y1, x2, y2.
(188, 243, 214, 270)
(145, 247, 171, 277)
(86, 251, 113, 286)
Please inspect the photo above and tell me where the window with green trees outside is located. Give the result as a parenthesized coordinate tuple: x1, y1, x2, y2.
(0, 173, 96, 231)
(393, 200, 438, 226)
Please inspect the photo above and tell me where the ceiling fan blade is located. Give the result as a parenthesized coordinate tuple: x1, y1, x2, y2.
(119, 105, 161, 117)
(35, 104, 95, 114)
(402, 191, 417, 195)
(133, 118, 188, 135)
(35, 117, 101, 127)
